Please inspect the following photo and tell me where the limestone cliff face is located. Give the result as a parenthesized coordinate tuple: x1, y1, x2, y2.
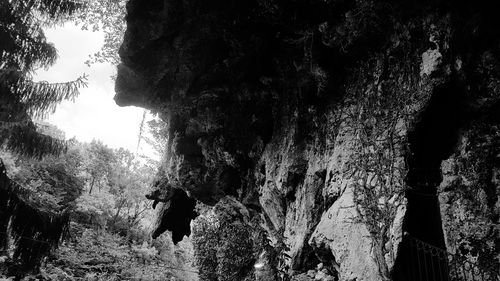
(438, 121, 500, 277)
(115, 0, 499, 280)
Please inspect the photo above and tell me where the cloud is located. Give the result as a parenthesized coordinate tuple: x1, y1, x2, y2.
(35, 23, 147, 154)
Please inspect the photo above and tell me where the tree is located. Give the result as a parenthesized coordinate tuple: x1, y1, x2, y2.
(0, 0, 87, 159)
(143, 117, 169, 159)
(66, 141, 156, 238)
(82, 140, 116, 194)
(76, 0, 127, 66)
(107, 147, 154, 233)
(0, 0, 87, 274)
(192, 206, 259, 281)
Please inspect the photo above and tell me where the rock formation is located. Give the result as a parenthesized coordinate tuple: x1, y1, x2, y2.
(115, 0, 499, 280)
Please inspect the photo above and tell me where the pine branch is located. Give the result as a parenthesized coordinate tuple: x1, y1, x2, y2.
(0, 4, 58, 71)
(0, 120, 31, 130)
(11, 0, 84, 23)
(1, 72, 89, 118)
(1, 122, 68, 159)
(0, 35, 58, 71)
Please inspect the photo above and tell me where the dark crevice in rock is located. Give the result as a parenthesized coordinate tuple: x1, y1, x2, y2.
(394, 80, 469, 280)
(294, 169, 328, 272)
(116, 0, 500, 277)
(216, 166, 241, 197)
(314, 169, 327, 183)
(310, 243, 339, 279)
(176, 136, 203, 158)
(311, 169, 327, 224)
(406, 80, 469, 193)
(285, 171, 305, 202)
(313, 184, 325, 219)
(285, 189, 296, 202)
(284, 162, 307, 202)
(259, 164, 266, 187)
(322, 195, 337, 212)
(292, 241, 319, 271)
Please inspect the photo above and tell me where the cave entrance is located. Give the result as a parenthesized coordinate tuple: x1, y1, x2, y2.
(393, 80, 468, 281)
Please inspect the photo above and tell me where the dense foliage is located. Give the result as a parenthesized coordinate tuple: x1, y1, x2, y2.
(1, 131, 197, 280)
(1, 0, 88, 277)
(76, 0, 126, 66)
(191, 202, 269, 281)
(0, 0, 199, 280)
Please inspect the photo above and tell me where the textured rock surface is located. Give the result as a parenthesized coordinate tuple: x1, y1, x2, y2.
(116, 0, 500, 280)
(438, 122, 500, 276)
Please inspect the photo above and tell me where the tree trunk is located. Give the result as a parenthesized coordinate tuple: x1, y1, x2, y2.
(89, 177, 96, 194)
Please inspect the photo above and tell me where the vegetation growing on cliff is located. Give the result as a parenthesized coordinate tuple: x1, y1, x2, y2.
(117, 0, 500, 280)
(76, 0, 126, 67)
(191, 200, 270, 281)
(3, 0, 500, 280)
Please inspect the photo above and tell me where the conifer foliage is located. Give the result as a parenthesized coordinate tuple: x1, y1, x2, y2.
(0, 0, 86, 159)
(0, 0, 85, 274)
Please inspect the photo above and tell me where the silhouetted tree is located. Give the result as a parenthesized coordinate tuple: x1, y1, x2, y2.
(0, 0, 87, 159)
(0, 0, 86, 274)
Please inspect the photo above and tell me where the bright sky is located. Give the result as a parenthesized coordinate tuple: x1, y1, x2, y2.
(34, 24, 151, 156)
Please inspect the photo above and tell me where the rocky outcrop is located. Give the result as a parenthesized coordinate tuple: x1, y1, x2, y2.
(150, 188, 197, 244)
(438, 121, 500, 277)
(116, 0, 500, 280)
